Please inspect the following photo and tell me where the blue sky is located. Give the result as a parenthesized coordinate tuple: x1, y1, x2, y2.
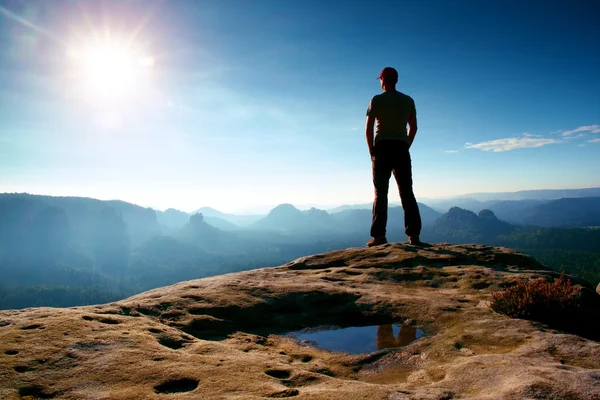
(0, 0, 598, 213)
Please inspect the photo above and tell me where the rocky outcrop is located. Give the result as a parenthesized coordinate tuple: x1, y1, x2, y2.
(1, 244, 599, 399)
(176, 213, 235, 250)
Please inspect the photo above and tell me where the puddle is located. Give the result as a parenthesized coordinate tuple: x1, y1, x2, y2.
(284, 324, 423, 354)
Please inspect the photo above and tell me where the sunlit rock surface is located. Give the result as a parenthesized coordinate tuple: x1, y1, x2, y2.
(1, 244, 599, 399)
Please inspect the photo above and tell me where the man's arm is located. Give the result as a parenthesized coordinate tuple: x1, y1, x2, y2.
(366, 114, 376, 156)
(407, 106, 418, 148)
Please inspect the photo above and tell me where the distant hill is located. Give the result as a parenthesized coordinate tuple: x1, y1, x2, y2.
(332, 207, 410, 241)
(192, 207, 264, 226)
(252, 204, 337, 234)
(421, 187, 600, 212)
(251, 202, 442, 238)
(424, 207, 513, 243)
(421, 196, 600, 229)
(471, 198, 600, 228)
(0, 193, 158, 262)
(204, 216, 239, 230)
(431, 187, 600, 203)
(24, 194, 162, 246)
(482, 199, 548, 222)
(304, 207, 338, 231)
(193, 206, 225, 217)
(422, 198, 484, 213)
(425, 198, 550, 216)
(156, 208, 190, 233)
(327, 201, 414, 213)
(253, 203, 303, 231)
(158, 207, 239, 231)
(333, 203, 441, 230)
(514, 197, 600, 227)
(176, 213, 237, 251)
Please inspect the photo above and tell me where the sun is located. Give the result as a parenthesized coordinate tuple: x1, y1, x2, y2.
(68, 39, 154, 104)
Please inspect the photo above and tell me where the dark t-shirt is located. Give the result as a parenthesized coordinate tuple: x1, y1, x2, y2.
(366, 91, 416, 144)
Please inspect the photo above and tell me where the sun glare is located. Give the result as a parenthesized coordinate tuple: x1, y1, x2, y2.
(68, 39, 154, 104)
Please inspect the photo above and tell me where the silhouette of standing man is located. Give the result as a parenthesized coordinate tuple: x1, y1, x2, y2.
(366, 67, 422, 247)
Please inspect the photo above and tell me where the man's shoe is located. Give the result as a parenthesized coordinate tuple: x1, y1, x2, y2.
(366, 236, 388, 247)
(408, 236, 422, 246)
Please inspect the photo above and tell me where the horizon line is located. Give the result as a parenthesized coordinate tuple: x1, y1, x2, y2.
(1, 185, 599, 214)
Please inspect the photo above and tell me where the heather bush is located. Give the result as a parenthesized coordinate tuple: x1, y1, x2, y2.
(490, 274, 580, 325)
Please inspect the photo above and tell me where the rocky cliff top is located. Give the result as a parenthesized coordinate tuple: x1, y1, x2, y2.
(1, 244, 599, 399)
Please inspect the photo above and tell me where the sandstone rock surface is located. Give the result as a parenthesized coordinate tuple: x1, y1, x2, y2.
(1, 244, 599, 399)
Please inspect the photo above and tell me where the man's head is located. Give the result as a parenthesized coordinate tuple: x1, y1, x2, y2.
(377, 67, 398, 90)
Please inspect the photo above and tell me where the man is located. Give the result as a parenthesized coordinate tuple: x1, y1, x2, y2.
(365, 67, 422, 247)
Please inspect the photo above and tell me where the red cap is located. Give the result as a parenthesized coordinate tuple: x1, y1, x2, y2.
(377, 67, 398, 82)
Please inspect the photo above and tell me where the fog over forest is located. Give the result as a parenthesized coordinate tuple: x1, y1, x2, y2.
(1, 191, 599, 310)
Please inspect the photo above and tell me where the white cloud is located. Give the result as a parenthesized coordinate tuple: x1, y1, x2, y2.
(563, 133, 588, 141)
(443, 150, 458, 153)
(589, 138, 600, 144)
(561, 125, 600, 136)
(465, 136, 559, 152)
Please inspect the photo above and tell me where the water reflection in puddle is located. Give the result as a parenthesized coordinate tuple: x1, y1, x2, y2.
(285, 324, 423, 354)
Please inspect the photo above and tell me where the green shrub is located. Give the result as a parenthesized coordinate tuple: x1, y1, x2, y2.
(490, 274, 580, 324)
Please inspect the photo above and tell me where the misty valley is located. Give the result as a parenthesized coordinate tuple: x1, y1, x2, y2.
(1, 192, 599, 310)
